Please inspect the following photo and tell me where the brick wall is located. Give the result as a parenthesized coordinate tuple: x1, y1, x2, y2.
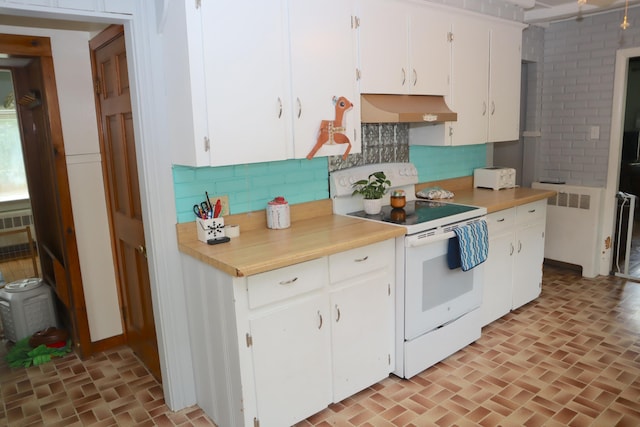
(538, 7, 640, 186)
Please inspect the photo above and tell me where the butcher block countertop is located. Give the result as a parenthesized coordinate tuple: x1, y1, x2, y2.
(416, 176, 557, 214)
(176, 199, 405, 277)
(177, 179, 556, 278)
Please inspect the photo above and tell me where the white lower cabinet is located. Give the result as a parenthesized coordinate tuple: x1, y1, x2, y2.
(329, 242, 394, 403)
(481, 200, 546, 326)
(181, 239, 395, 427)
(250, 294, 332, 427)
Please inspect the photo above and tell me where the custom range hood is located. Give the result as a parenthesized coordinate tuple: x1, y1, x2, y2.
(361, 94, 457, 124)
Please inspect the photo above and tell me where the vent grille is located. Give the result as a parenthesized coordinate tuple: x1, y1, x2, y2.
(0, 214, 32, 231)
(547, 192, 591, 210)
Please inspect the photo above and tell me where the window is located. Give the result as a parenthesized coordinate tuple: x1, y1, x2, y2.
(0, 70, 28, 202)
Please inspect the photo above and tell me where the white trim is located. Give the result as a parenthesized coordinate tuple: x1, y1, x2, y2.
(601, 46, 640, 276)
(0, 2, 196, 411)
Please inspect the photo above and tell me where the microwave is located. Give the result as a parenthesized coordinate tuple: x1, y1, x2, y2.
(474, 167, 516, 190)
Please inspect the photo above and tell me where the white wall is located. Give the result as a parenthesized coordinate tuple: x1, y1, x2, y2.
(0, 24, 122, 341)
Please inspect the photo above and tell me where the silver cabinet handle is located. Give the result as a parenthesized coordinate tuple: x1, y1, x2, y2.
(412, 69, 417, 86)
(518, 241, 522, 253)
(401, 68, 406, 86)
(510, 243, 514, 256)
(317, 311, 323, 329)
(335, 304, 341, 322)
(491, 101, 496, 115)
(528, 209, 536, 213)
(482, 101, 487, 116)
(497, 218, 505, 222)
(296, 97, 302, 119)
(354, 256, 369, 263)
(278, 277, 298, 285)
(277, 97, 283, 118)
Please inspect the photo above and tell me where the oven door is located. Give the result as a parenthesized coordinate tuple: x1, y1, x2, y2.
(404, 230, 483, 341)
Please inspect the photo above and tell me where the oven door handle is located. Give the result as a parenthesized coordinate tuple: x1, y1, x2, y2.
(406, 230, 456, 247)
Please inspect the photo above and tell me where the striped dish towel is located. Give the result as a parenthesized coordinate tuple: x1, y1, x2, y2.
(448, 220, 489, 272)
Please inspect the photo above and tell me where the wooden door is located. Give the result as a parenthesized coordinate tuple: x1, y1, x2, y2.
(5, 34, 92, 356)
(90, 26, 160, 379)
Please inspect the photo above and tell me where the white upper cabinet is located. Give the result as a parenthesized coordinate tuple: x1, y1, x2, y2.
(448, 16, 523, 145)
(488, 23, 523, 143)
(163, 0, 360, 167)
(289, 0, 360, 160)
(447, 14, 490, 146)
(410, 12, 523, 146)
(357, 0, 451, 96)
(202, 0, 292, 166)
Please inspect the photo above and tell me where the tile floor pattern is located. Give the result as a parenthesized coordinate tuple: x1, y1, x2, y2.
(1, 264, 639, 426)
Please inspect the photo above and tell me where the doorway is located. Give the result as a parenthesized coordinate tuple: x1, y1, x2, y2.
(612, 56, 640, 279)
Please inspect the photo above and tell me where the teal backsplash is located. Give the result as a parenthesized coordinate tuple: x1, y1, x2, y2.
(173, 145, 486, 223)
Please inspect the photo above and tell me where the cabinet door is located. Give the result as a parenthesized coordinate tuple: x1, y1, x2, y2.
(481, 232, 514, 326)
(448, 14, 489, 146)
(330, 271, 393, 402)
(289, 0, 360, 159)
(250, 295, 331, 426)
(357, 0, 408, 94)
(488, 23, 522, 143)
(512, 222, 545, 309)
(202, 0, 292, 166)
(163, 0, 210, 166)
(408, 5, 451, 96)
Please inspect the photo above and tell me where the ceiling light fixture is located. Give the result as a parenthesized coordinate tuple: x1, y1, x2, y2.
(621, 0, 630, 29)
(576, 0, 630, 30)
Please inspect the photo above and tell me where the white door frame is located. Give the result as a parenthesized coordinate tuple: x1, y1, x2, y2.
(601, 46, 640, 275)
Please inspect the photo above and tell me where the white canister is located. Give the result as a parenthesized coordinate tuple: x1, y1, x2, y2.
(266, 196, 290, 229)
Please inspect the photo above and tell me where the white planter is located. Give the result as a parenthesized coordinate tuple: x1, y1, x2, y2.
(363, 198, 382, 215)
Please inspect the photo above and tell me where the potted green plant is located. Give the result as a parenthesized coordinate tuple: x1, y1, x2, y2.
(351, 171, 391, 214)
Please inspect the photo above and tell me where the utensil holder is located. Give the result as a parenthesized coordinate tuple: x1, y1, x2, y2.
(196, 217, 225, 242)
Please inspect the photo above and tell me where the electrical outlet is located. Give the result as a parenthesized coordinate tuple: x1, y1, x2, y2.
(207, 195, 230, 216)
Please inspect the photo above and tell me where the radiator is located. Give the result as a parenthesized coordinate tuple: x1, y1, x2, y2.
(0, 209, 35, 247)
(532, 182, 603, 278)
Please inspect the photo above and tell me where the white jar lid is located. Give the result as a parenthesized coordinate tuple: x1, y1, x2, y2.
(4, 278, 43, 293)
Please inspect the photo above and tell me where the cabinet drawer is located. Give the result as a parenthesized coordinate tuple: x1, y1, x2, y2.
(486, 208, 515, 235)
(515, 200, 546, 225)
(329, 239, 394, 284)
(247, 257, 328, 309)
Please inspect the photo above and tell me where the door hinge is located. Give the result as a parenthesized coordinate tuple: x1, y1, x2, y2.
(356, 68, 361, 81)
(447, 31, 454, 42)
(246, 333, 253, 347)
(388, 283, 391, 296)
(204, 136, 210, 152)
(388, 354, 391, 365)
(94, 79, 101, 94)
(195, 0, 202, 9)
(351, 15, 360, 29)
(254, 417, 260, 427)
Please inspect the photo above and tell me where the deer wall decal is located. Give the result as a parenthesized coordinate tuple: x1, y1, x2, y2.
(306, 96, 353, 160)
